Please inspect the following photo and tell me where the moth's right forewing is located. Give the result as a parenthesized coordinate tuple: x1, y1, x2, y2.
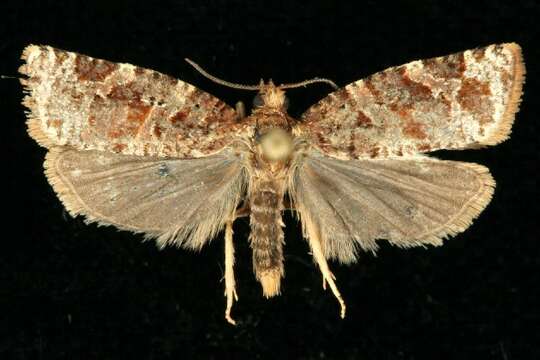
(45, 148, 247, 249)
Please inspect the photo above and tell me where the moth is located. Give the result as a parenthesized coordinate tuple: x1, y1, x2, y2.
(20, 43, 524, 324)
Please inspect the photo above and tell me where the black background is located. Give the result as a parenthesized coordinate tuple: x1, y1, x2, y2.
(1, 1, 539, 359)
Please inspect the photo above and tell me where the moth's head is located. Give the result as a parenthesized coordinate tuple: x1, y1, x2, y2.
(251, 80, 293, 151)
(253, 80, 289, 111)
(185, 58, 338, 114)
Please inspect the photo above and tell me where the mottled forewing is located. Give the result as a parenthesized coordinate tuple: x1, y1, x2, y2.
(299, 43, 524, 159)
(45, 148, 246, 249)
(289, 153, 494, 263)
(20, 45, 253, 158)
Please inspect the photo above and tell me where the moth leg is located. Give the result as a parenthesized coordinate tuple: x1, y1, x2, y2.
(224, 217, 239, 325)
(305, 218, 346, 319)
(223, 203, 250, 324)
(235, 101, 246, 120)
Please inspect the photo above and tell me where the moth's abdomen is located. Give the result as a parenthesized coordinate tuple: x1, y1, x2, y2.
(249, 181, 285, 298)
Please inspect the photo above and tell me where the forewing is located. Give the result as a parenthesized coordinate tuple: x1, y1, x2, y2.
(289, 153, 494, 263)
(298, 43, 524, 159)
(20, 45, 254, 158)
(45, 148, 247, 249)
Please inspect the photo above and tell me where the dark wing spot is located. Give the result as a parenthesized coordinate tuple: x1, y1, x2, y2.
(404, 205, 417, 218)
(364, 76, 381, 97)
(75, 55, 118, 82)
(399, 67, 432, 100)
(153, 124, 162, 138)
(457, 78, 492, 111)
(53, 49, 69, 66)
(472, 47, 486, 61)
(112, 143, 127, 153)
(402, 120, 428, 140)
(169, 110, 190, 126)
(107, 82, 143, 102)
(416, 143, 432, 151)
(369, 146, 380, 158)
(424, 52, 466, 79)
(157, 163, 170, 177)
(356, 111, 373, 128)
(457, 77, 493, 125)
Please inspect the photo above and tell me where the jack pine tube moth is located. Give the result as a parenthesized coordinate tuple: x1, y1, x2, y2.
(20, 43, 524, 324)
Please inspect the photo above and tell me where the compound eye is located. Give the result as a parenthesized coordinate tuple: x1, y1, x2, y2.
(252, 94, 264, 108)
(283, 95, 289, 110)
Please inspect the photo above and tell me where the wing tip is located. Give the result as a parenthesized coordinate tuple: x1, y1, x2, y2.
(43, 148, 86, 219)
(26, 115, 55, 149)
(20, 44, 51, 69)
(44, 148, 161, 238)
(21, 44, 58, 149)
(420, 162, 495, 244)
(482, 42, 526, 146)
(21, 44, 41, 61)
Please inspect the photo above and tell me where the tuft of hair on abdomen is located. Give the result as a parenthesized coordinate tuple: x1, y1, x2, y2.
(249, 180, 285, 298)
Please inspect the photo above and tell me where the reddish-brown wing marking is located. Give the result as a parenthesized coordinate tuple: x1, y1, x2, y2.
(44, 148, 246, 249)
(20, 45, 254, 158)
(297, 43, 525, 159)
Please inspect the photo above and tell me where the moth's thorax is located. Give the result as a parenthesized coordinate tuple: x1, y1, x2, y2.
(257, 128, 293, 164)
(248, 83, 295, 168)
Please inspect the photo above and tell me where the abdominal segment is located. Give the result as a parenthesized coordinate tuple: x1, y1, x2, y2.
(249, 180, 285, 297)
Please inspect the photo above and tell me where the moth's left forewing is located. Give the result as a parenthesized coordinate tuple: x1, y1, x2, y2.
(20, 44, 254, 158)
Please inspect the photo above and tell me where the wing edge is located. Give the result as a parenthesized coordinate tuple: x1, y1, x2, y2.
(412, 160, 495, 246)
(43, 147, 159, 236)
(481, 42, 526, 146)
(289, 155, 496, 263)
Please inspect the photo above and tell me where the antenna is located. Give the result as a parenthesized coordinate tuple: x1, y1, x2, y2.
(185, 58, 260, 90)
(279, 78, 338, 90)
(185, 58, 338, 91)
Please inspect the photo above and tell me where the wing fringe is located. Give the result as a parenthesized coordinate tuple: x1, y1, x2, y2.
(289, 154, 496, 263)
(43, 147, 246, 250)
(483, 42, 526, 145)
(414, 162, 495, 246)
